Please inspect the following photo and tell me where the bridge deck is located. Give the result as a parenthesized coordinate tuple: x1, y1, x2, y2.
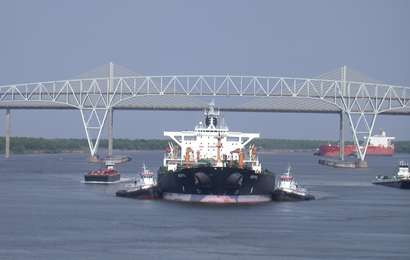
(0, 96, 409, 115)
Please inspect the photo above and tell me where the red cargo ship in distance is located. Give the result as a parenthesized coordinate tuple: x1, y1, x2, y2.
(316, 131, 395, 157)
(317, 144, 355, 157)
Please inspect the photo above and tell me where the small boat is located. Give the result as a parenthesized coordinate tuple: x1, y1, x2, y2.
(89, 155, 131, 164)
(272, 166, 315, 201)
(116, 164, 161, 199)
(84, 160, 121, 184)
(103, 155, 131, 164)
(373, 161, 410, 189)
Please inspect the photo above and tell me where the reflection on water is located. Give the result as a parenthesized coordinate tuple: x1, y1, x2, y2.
(0, 151, 409, 260)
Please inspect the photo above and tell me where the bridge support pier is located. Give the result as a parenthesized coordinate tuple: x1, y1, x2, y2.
(355, 159, 368, 168)
(339, 111, 345, 161)
(5, 108, 10, 158)
(108, 108, 113, 157)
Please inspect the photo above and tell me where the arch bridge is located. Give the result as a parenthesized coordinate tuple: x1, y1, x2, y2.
(1, 63, 409, 162)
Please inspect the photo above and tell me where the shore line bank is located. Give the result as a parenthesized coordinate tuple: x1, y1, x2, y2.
(1, 137, 410, 155)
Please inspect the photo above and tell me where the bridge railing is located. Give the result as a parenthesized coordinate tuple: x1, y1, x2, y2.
(1, 75, 409, 108)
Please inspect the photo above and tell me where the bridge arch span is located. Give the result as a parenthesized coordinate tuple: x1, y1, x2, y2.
(1, 67, 409, 160)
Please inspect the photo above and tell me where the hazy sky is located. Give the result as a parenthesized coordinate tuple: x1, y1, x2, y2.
(0, 0, 409, 140)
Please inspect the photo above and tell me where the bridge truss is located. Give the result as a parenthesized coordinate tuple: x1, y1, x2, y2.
(0, 63, 409, 160)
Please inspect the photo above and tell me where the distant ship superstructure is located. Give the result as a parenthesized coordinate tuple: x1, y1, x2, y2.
(363, 131, 395, 155)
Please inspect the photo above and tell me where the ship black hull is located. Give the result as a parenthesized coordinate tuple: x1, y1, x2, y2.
(84, 174, 121, 183)
(116, 186, 161, 199)
(272, 190, 315, 201)
(158, 166, 275, 203)
(373, 179, 410, 189)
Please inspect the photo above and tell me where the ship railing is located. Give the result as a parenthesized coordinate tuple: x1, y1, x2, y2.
(399, 161, 408, 167)
(164, 158, 183, 163)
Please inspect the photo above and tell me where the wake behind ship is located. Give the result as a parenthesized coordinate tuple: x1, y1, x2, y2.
(158, 102, 275, 203)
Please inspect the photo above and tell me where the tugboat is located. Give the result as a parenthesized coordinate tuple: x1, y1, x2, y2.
(116, 164, 161, 199)
(158, 102, 275, 204)
(272, 166, 315, 201)
(373, 161, 410, 189)
(84, 160, 121, 183)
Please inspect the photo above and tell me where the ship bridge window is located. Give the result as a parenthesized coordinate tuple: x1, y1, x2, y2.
(184, 136, 197, 141)
(227, 137, 240, 142)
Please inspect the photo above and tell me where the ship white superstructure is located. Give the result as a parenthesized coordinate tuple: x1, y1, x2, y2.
(139, 164, 156, 188)
(397, 161, 410, 179)
(365, 130, 395, 147)
(163, 102, 261, 173)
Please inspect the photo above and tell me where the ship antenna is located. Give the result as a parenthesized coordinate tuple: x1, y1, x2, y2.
(287, 164, 292, 176)
(209, 99, 215, 108)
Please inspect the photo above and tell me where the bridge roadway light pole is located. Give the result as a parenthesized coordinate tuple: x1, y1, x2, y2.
(339, 66, 347, 161)
(5, 108, 10, 158)
(108, 108, 113, 156)
(339, 111, 345, 161)
(107, 62, 114, 157)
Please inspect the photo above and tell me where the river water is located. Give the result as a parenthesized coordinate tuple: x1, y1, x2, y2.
(0, 151, 409, 260)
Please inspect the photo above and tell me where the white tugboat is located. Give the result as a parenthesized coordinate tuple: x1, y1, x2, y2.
(116, 164, 160, 199)
(272, 166, 315, 201)
(373, 161, 410, 189)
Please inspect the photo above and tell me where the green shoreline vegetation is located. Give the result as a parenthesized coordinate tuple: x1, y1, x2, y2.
(1, 137, 410, 154)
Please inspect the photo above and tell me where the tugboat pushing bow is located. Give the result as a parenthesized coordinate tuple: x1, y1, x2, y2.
(272, 166, 315, 201)
(373, 161, 410, 189)
(116, 164, 161, 199)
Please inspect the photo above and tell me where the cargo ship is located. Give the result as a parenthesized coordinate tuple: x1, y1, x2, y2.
(157, 102, 275, 204)
(84, 161, 121, 183)
(316, 131, 395, 157)
(116, 164, 160, 199)
(373, 161, 410, 189)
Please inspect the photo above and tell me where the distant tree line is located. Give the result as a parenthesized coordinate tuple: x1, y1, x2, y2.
(395, 141, 410, 153)
(0, 137, 409, 154)
(253, 139, 332, 150)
